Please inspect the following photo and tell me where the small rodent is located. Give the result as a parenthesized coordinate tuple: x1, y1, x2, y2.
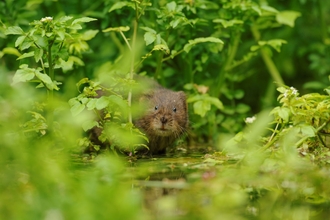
(87, 83, 188, 155)
(135, 87, 188, 154)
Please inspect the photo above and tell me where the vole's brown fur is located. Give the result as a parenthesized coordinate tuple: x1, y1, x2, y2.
(87, 83, 188, 155)
(135, 87, 188, 154)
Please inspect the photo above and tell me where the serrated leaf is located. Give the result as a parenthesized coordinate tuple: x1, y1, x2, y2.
(144, 32, 156, 46)
(276, 11, 301, 27)
(20, 39, 33, 50)
(193, 100, 211, 117)
(278, 107, 290, 122)
(260, 5, 279, 14)
(152, 44, 170, 54)
(57, 30, 66, 40)
(5, 26, 24, 35)
(82, 120, 99, 131)
(81, 30, 99, 41)
(103, 26, 130, 32)
(70, 24, 82, 30)
(140, 27, 157, 34)
(17, 51, 35, 60)
(34, 48, 43, 62)
(108, 1, 135, 13)
(70, 102, 86, 116)
(12, 66, 35, 84)
(166, 1, 177, 12)
(72, 17, 97, 25)
(183, 37, 224, 53)
(258, 39, 287, 52)
(86, 98, 98, 110)
(300, 125, 316, 137)
(35, 71, 59, 91)
(15, 36, 26, 47)
(206, 96, 224, 110)
(96, 96, 109, 110)
(213, 19, 243, 28)
(58, 16, 73, 23)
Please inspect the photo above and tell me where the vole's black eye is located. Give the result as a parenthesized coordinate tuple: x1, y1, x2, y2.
(154, 106, 158, 111)
(173, 107, 177, 113)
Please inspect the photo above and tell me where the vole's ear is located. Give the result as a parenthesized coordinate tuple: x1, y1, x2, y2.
(177, 91, 186, 100)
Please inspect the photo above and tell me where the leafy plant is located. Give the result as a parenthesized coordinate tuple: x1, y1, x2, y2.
(5, 15, 98, 130)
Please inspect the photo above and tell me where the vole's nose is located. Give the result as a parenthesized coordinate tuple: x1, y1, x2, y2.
(160, 116, 167, 124)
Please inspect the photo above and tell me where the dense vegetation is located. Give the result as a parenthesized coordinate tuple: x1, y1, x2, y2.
(1, 0, 330, 219)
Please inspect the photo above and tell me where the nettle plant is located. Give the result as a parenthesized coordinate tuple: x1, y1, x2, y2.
(5, 16, 98, 134)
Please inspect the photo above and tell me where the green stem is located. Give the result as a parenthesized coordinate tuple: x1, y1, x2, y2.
(295, 122, 328, 148)
(317, 0, 328, 43)
(47, 40, 54, 128)
(127, 3, 139, 124)
(120, 31, 132, 51)
(155, 51, 164, 84)
(251, 25, 284, 86)
(213, 29, 241, 97)
(162, 49, 184, 62)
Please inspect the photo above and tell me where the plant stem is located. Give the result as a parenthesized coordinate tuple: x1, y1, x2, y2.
(213, 29, 241, 97)
(120, 31, 132, 51)
(251, 24, 284, 86)
(47, 40, 54, 128)
(127, 2, 139, 124)
(295, 122, 328, 148)
(317, 0, 328, 43)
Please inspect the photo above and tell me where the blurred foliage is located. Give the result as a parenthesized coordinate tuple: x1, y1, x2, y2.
(1, 0, 330, 219)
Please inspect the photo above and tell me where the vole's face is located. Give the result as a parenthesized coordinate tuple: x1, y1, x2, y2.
(148, 90, 188, 137)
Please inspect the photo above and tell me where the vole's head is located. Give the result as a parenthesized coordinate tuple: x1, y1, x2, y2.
(145, 89, 188, 137)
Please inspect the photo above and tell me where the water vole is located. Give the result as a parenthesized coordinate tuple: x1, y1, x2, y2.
(135, 87, 188, 154)
(87, 83, 188, 155)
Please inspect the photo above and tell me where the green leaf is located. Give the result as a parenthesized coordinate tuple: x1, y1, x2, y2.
(166, 1, 177, 12)
(205, 96, 224, 110)
(5, 26, 24, 35)
(276, 11, 301, 27)
(300, 125, 316, 137)
(58, 16, 73, 23)
(103, 26, 130, 32)
(72, 17, 97, 25)
(82, 120, 99, 131)
(20, 38, 34, 50)
(144, 32, 156, 46)
(35, 71, 59, 91)
(278, 107, 290, 122)
(213, 19, 243, 28)
(258, 39, 287, 53)
(69, 24, 82, 30)
(70, 100, 86, 116)
(152, 44, 170, 54)
(183, 37, 224, 53)
(108, 1, 135, 13)
(2, 47, 21, 57)
(57, 30, 66, 40)
(17, 51, 35, 60)
(34, 48, 43, 63)
(12, 65, 35, 84)
(86, 98, 98, 110)
(81, 30, 99, 41)
(140, 27, 157, 34)
(188, 94, 223, 117)
(96, 96, 110, 110)
(193, 100, 211, 117)
(15, 36, 26, 47)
